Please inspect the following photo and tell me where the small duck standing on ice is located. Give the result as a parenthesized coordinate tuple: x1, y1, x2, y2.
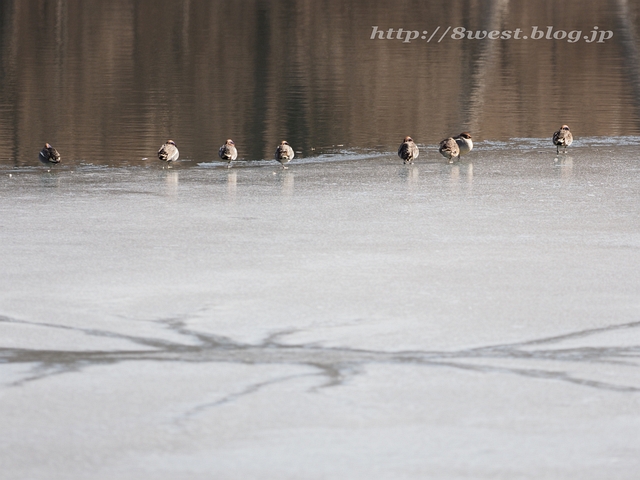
(158, 140, 179, 163)
(438, 137, 460, 163)
(219, 139, 238, 168)
(275, 140, 294, 169)
(453, 132, 473, 157)
(398, 136, 419, 165)
(552, 125, 573, 154)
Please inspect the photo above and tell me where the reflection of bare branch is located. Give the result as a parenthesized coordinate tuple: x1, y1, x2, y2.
(1, 313, 640, 396)
(463, 0, 511, 134)
(613, 0, 640, 123)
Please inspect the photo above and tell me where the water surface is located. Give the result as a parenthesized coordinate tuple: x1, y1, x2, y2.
(2, 0, 640, 166)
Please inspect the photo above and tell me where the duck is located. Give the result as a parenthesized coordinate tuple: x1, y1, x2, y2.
(438, 137, 460, 162)
(398, 136, 419, 164)
(552, 125, 573, 154)
(219, 139, 238, 168)
(39, 143, 61, 165)
(453, 132, 473, 156)
(158, 140, 179, 162)
(275, 140, 294, 169)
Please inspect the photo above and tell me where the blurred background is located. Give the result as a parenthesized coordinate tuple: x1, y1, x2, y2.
(1, 0, 640, 166)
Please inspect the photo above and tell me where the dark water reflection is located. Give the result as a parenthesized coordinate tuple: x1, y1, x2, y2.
(1, 0, 640, 167)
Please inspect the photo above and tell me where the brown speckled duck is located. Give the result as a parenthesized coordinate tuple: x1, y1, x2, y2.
(158, 140, 179, 162)
(438, 137, 460, 163)
(219, 139, 238, 168)
(398, 136, 419, 165)
(552, 125, 573, 154)
(39, 143, 61, 165)
(275, 140, 295, 169)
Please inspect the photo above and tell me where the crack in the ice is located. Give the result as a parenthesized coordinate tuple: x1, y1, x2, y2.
(432, 360, 640, 393)
(1, 314, 639, 395)
(178, 371, 319, 424)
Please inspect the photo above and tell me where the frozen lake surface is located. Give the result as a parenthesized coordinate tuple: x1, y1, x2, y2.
(1, 140, 640, 479)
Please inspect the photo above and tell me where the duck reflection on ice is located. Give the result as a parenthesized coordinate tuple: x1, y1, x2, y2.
(164, 171, 179, 196)
(227, 170, 237, 198)
(553, 155, 574, 179)
(281, 171, 294, 195)
(448, 162, 474, 192)
(397, 165, 419, 188)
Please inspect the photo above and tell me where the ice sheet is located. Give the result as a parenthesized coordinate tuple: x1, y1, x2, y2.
(1, 144, 639, 479)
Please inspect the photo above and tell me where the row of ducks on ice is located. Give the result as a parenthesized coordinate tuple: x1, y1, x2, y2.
(38, 125, 574, 168)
